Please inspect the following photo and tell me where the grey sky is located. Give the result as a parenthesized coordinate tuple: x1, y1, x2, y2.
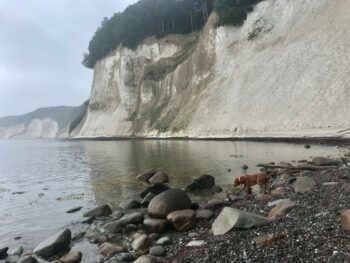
(0, 0, 136, 118)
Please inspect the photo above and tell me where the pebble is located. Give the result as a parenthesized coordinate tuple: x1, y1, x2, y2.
(18, 256, 39, 263)
(83, 204, 112, 217)
(97, 242, 124, 257)
(186, 240, 206, 247)
(112, 211, 124, 220)
(340, 210, 350, 230)
(89, 233, 109, 244)
(59, 251, 82, 263)
(80, 215, 95, 224)
(149, 246, 165, 256)
(156, 236, 172, 245)
(188, 232, 198, 238)
(195, 209, 214, 221)
(115, 252, 136, 262)
(66, 207, 82, 213)
(132, 234, 151, 251)
(149, 233, 160, 240)
(134, 255, 154, 263)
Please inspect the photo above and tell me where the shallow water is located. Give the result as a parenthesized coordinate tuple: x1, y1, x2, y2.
(0, 139, 347, 250)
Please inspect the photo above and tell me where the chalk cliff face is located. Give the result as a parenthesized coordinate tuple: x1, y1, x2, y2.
(0, 105, 87, 139)
(74, 0, 350, 138)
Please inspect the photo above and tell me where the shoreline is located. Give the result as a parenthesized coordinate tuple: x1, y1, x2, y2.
(67, 136, 350, 146)
(3, 152, 350, 263)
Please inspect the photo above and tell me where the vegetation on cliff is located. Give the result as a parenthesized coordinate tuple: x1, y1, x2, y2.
(82, 0, 261, 69)
(68, 100, 89, 135)
(214, 0, 262, 27)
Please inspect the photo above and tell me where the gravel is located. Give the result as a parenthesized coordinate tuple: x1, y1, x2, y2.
(158, 166, 350, 263)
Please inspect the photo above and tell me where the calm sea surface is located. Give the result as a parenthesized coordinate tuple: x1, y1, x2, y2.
(0, 139, 347, 250)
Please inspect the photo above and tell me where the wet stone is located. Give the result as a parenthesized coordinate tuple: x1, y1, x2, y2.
(0, 247, 8, 260)
(72, 231, 86, 241)
(115, 252, 136, 262)
(18, 256, 39, 263)
(66, 207, 82, 213)
(149, 246, 165, 257)
(119, 199, 141, 210)
(59, 251, 82, 263)
(83, 204, 112, 217)
(33, 229, 71, 258)
(97, 242, 124, 257)
(89, 233, 109, 244)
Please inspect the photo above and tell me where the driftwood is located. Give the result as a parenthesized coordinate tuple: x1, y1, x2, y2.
(258, 163, 336, 171)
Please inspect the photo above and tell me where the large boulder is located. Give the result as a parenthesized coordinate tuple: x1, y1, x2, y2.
(212, 207, 270, 235)
(140, 183, 169, 199)
(186, 174, 215, 192)
(33, 229, 71, 258)
(166, 209, 196, 231)
(83, 204, 112, 217)
(312, 157, 340, 166)
(148, 189, 192, 219)
(293, 176, 316, 193)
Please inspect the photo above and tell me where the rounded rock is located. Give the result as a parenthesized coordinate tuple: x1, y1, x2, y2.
(143, 218, 169, 234)
(132, 234, 151, 251)
(149, 171, 169, 184)
(59, 251, 82, 263)
(149, 246, 165, 257)
(119, 199, 141, 210)
(148, 189, 191, 219)
(18, 256, 39, 263)
(166, 209, 196, 231)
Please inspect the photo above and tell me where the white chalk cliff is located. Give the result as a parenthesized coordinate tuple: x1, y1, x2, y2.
(73, 0, 350, 139)
(0, 105, 87, 139)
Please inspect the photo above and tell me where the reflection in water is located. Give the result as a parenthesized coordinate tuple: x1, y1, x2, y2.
(0, 139, 347, 249)
(82, 140, 346, 207)
(83, 140, 203, 207)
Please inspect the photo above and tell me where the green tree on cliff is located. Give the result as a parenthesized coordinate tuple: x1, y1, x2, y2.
(82, 0, 261, 69)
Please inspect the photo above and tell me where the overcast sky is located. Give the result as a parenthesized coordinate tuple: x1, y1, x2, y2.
(0, 0, 136, 118)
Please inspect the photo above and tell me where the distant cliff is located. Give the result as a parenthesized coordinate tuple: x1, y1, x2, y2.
(72, 0, 350, 139)
(0, 103, 87, 139)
